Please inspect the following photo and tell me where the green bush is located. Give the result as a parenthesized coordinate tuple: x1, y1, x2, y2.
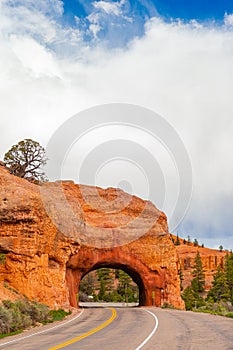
(0, 254, 6, 264)
(161, 302, 175, 309)
(0, 299, 70, 337)
(0, 305, 12, 334)
(225, 312, 233, 318)
(48, 309, 71, 322)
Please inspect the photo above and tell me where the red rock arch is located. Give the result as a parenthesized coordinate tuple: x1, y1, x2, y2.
(66, 246, 163, 307)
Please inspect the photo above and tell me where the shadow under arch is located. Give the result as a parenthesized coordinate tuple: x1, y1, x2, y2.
(66, 246, 163, 308)
(81, 262, 143, 305)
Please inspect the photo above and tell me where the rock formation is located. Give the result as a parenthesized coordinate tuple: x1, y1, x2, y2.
(176, 243, 227, 291)
(0, 167, 184, 309)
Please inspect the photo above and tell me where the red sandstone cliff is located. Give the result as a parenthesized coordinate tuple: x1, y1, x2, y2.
(176, 242, 227, 291)
(0, 167, 184, 309)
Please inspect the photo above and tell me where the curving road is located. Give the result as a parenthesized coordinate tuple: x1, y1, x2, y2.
(0, 304, 232, 349)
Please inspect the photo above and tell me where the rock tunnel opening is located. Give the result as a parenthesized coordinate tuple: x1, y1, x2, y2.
(66, 247, 163, 308)
(79, 263, 145, 306)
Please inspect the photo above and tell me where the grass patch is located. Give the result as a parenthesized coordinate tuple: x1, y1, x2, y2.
(193, 308, 224, 316)
(49, 309, 71, 322)
(0, 330, 22, 339)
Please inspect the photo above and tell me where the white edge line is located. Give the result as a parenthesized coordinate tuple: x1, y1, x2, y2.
(135, 308, 159, 350)
(0, 308, 85, 347)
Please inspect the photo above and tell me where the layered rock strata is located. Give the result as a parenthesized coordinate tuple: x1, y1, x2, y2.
(0, 167, 184, 308)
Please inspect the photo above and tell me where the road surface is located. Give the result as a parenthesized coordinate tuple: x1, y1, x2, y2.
(0, 304, 232, 349)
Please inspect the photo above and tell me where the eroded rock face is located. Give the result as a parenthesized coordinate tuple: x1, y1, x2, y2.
(177, 244, 227, 291)
(0, 167, 184, 309)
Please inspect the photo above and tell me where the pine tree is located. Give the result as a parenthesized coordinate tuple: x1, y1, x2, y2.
(4, 139, 47, 182)
(225, 253, 233, 303)
(175, 233, 180, 246)
(207, 266, 229, 302)
(97, 268, 114, 301)
(80, 273, 94, 297)
(191, 251, 205, 293)
(179, 265, 184, 291)
(117, 270, 132, 303)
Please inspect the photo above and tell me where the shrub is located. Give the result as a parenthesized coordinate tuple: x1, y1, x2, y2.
(0, 299, 69, 336)
(161, 302, 174, 309)
(0, 305, 12, 334)
(48, 309, 71, 322)
(0, 253, 6, 264)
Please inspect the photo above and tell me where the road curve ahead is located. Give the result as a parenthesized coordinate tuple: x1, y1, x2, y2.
(0, 305, 232, 350)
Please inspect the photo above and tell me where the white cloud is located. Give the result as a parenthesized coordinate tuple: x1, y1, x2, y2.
(93, 0, 125, 16)
(0, 3, 233, 248)
(224, 12, 233, 26)
(89, 23, 102, 38)
(10, 36, 62, 78)
(3, 0, 64, 18)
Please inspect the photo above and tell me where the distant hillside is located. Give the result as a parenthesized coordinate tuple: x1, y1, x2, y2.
(171, 234, 228, 291)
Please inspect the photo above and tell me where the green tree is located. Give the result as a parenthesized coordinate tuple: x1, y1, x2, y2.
(181, 286, 205, 310)
(97, 268, 114, 301)
(207, 266, 229, 302)
(4, 139, 47, 182)
(179, 265, 184, 291)
(187, 235, 191, 245)
(225, 253, 233, 303)
(193, 238, 199, 247)
(117, 270, 132, 303)
(219, 245, 223, 252)
(175, 233, 180, 246)
(80, 273, 95, 298)
(191, 251, 205, 293)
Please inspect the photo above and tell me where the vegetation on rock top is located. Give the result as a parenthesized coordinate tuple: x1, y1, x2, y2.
(4, 139, 47, 183)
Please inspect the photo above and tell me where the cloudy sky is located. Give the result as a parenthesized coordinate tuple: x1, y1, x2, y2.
(1, 0, 233, 249)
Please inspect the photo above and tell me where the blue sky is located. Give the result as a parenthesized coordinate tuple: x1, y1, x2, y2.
(60, 0, 233, 47)
(63, 0, 233, 21)
(0, 0, 233, 248)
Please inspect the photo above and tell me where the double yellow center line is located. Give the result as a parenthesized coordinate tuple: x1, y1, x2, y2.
(49, 308, 117, 350)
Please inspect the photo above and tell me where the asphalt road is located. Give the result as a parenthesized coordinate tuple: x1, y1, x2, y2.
(0, 304, 232, 350)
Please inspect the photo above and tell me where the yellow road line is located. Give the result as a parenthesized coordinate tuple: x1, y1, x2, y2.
(48, 308, 117, 350)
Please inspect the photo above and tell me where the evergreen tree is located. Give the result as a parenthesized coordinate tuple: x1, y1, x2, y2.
(191, 251, 205, 293)
(4, 139, 47, 182)
(219, 245, 223, 252)
(193, 238, 199, 247)
(117, 270, 132, 303)
(207, 266, 229, 302)
(80, 273, 94, 297)
(181, 286, 205, 310)
(179, 265, 184, 291)
(225, 253, 233, 303)
(97, 268, 114, 301)
(175, 233, 180, 246)
(187, 235, 191, 245)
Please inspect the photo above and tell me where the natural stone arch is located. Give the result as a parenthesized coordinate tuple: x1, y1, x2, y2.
(0, 169, 185, 309)
(66, 246, 163, 307)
